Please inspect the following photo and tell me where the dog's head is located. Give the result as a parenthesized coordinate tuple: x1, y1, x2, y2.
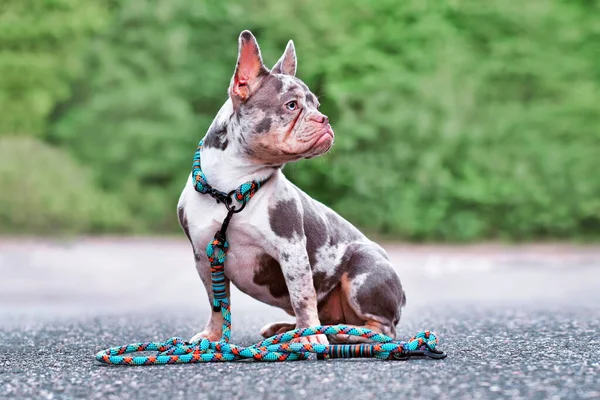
(223, 30, 334, 166)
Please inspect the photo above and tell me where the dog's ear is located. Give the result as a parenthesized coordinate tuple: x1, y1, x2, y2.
(229, 30, 269, 105)
(272, 40, 296, 76)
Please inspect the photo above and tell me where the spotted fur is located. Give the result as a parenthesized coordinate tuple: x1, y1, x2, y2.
(178, 30, 405, 344)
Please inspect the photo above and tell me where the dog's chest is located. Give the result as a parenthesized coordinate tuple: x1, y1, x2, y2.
(218, 224, 293, 310)
(182, 184, 291, 309)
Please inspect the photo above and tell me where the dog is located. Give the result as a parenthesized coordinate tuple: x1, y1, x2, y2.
(177, 30, 406, 345)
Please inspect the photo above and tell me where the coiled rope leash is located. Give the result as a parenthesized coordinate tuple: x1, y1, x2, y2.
(95, 140, 447, 365)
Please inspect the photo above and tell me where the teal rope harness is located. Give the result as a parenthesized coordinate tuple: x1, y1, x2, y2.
(95, 140, 446, 365)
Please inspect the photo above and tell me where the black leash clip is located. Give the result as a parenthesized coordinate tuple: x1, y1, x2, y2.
(392, 347, 447, 360)
(225, 190, 247, 213)
(213, 191, 248, 243)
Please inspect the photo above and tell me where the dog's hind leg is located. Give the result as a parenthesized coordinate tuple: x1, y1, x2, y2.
(318, 246, 406, 344)
(260, 321, 296, 338)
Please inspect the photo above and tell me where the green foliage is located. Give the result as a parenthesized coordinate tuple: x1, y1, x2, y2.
(0, 136, 133, 234)
(0, 0, 112, 136)
(50, 0, 251, 230)
(3, 0, 600, 239)
(254, 0, 600, 240)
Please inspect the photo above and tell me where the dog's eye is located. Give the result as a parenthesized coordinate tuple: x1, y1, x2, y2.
(285, 101, 298, 111)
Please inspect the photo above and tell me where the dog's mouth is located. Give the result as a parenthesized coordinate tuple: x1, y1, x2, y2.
(299, 130, 333, 160)
(310, 127, 334, 150)
(314, 131, 333, 147)
(270, 124, 334, 162)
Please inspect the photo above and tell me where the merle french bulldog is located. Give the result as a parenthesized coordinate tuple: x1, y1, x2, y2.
(177, 30, 405, 345)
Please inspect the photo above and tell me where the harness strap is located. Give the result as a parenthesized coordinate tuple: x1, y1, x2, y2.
(192, 140, 267, 205)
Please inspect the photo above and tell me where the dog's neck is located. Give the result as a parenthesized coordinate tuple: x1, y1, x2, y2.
(199, 99, 277, 193)
(200, 148, 275, 193)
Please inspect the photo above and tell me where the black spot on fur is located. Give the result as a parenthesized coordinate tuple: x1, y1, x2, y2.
(281, 252, 290, 262)
(246, 76, 284, 112)
(179, 206, 199, 261)
(355, 270, 403, 324)
(203, 124, 229, 150)
(255, 117, 272, 133)
(178, 206, 191, 243)
(299, 195, 327, 268)
(344, 251, 373, 280)
(295, 185, 362, 269)
(338, 243, 404, 324)
(253, 254, 289, 298)
(325, 212, 361, 246)
(313, 243, 372, 298)
(312, 268, 346, 297)
(311, 243, 361, 295)
(271, 77, 284, 94)
(269, 198, 302, 239)
(312, 271, 326, 291)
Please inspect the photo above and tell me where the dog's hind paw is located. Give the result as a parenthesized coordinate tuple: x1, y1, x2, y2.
(189, 330, 221, 343)
(260, 321, 296, 338)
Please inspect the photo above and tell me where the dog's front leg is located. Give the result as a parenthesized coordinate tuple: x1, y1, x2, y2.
(279, 247, 328, 345)
(189, 255, 229, 343)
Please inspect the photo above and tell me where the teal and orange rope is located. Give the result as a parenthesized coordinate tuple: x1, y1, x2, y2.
(95, 140, 446, 365)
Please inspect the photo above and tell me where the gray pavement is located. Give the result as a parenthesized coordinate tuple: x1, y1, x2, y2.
(1, 239, 599, 399)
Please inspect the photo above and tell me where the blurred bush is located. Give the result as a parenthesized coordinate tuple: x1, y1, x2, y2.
(1, 0, 599, 240)
(49, 0, 235, 231)
(0, 0, 112, 136)
(0, 136, 133, 234)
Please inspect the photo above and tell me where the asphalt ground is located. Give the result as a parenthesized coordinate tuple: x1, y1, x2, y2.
(1, 239, 599, 399)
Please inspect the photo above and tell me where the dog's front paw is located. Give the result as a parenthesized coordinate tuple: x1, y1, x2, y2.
(292, 334, 329, 346)
(189, 330, 221, 343)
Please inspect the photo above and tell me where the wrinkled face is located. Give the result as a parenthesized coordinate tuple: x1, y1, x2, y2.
(239, 74, 334, 164)
(228, 31, 334, 166)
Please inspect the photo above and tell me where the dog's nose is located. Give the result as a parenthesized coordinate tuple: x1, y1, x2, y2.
(309, 113, 329, 125)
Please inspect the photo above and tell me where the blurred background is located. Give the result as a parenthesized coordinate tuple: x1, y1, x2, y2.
(2, 3, 600, 397)
(0, 0, 599, 242)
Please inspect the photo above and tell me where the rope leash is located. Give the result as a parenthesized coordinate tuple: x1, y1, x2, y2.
(95, 140, 446, 365)
(95, 320, 443, 365)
